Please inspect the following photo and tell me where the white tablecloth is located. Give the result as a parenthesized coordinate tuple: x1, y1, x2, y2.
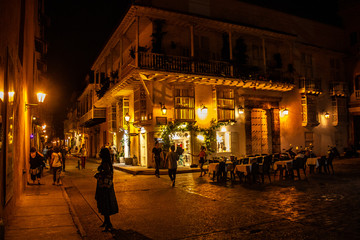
(234, 164, 252, 175)
(273, 160, 293, 171)
(208, 163, 219, 173)
(306, 157, 319, 167)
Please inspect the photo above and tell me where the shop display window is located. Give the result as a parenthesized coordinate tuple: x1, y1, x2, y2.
(216, 131, 231, 153)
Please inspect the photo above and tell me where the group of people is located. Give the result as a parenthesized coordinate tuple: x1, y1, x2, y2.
(152, 141, 207, 187)
(29, 145, 68, 185)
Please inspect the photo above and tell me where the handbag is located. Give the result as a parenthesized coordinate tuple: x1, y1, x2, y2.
(29, 168, 40, 175)
(97, 171, 113, 188)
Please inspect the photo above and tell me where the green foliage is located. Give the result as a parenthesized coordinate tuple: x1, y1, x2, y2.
(159, 120, 231, 155)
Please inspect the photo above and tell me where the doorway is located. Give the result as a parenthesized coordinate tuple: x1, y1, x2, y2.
(140, 132, 147, 167)
(251, 109, 269, 155)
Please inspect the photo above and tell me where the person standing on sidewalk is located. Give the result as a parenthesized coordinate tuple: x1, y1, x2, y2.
(61, 145, 67, 172)
(110, 142, 117, 164)
(50, 147, 62, 186)
(165, 145, 179, 187)
(95, 147, 118, 232)
(152, 141, 162, 178)
(29, 147, 45, 185)
(79, 144, 87, 169)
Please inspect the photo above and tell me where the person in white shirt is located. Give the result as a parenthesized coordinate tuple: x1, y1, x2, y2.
(50, 146, 62, 186)
(110, 142, 117, 164)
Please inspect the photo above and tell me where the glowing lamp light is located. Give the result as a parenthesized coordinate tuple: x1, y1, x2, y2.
(324, 112, 330, 119)
(282, 108, 289, 116)
(200, 105, 208, 115)
(220, 126, 227, 132)
(37, 92, 46, 103)
(30, 134, 34, 139)
(197, 135, 205, 141)
(238, 106, 244, 114)
(8, 92, 15, 102)
(124, 113, 130, 122)
(32, 116, 36, 120)
(45, 135, 48, 139)
(42, 124, 46, 130)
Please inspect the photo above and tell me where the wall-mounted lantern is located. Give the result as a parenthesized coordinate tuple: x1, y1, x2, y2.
(282, 108, 289, 116)
(124, 112, 131, 122)
(238, 106, 244, 114)
(324, 112, 330, 119)
(25, 92, 46, 111)
(200, 104, 208, 114)
(160, 102, 167, 115)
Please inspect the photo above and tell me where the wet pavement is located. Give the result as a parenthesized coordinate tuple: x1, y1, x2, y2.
(62, 157, 360, 239)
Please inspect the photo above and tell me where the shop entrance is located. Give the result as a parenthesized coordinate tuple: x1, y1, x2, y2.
(172, 131, 192, 166)
(251, 109, 269, 155)
(139, 132, 147, 167)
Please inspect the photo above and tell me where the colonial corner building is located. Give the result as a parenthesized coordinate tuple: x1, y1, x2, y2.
(64, 1, 358, 169)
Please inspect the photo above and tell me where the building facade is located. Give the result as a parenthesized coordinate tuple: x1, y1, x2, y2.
(340, 0, 360, 150)
(0, 0, 48, 231)
(73, 0, 349, 168)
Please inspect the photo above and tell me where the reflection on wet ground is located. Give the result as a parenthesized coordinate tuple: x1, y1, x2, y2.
(66, 157, 360, 239)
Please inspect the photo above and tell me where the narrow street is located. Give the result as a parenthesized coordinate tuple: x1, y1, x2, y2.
(62, 156, 360, 240)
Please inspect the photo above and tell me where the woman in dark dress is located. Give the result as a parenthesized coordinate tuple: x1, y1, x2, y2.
(95, 147, 119, 232)
(29, 147, 45, 185)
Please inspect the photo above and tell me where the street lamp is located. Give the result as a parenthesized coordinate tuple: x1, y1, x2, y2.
(200, 104, 208, 114)
(160, 102, 167, 115)
(238, 106, 244, 114)
(124, 112, 131, 122)
(25, 92, 46, 111)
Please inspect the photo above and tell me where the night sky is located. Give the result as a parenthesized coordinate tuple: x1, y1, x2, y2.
(45, 0, 340, 138)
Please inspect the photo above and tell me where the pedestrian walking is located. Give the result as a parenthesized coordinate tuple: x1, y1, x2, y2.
(110, 142, 117, 164)
(42, 146, 49, 168)
(61, 145, 67, 171)
(95, 147, 118, 232)
(152, 141, 162, 178)
(79, 144, 87, 169)
(194, 146, 207, 177)
(29, 147, 45, 185)
(50, 146, 62, 186)
(165, 145, 178, 187)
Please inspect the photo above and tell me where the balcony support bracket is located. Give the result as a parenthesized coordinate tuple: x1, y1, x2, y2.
(139, 73, 153, 106)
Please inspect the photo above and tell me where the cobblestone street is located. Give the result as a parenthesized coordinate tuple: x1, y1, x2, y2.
(60, 157, 360, 240)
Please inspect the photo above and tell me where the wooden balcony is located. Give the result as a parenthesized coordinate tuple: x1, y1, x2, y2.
(330, 82, 347, 97)
(138, 52, 291, 83)
(299, 77, 322, 95)
(79, 108, 106, 127)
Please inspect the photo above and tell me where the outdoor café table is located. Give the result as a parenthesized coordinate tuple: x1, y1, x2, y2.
(208, 163, 219, 175)
(306, 157, 324, 173)
(273, 160, 293, 171)
(208, 162, 233, 180)
(234, 164, 252, 176)
(306, 157, 319, 167)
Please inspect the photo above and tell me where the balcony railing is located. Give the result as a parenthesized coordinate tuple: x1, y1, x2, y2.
(330, 82, 347, 97)
(79, 108, 106, 127)
(138, 52, 291, 82)
(299, 77, 322, 94)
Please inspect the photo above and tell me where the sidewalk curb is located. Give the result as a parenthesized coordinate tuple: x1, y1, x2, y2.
(61, 185, 87, 239)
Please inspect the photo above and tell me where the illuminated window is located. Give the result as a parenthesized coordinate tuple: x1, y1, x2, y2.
(174, 87, 195, 120)
(216, 131, 231, 153)
(217, 88, 235, 121)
